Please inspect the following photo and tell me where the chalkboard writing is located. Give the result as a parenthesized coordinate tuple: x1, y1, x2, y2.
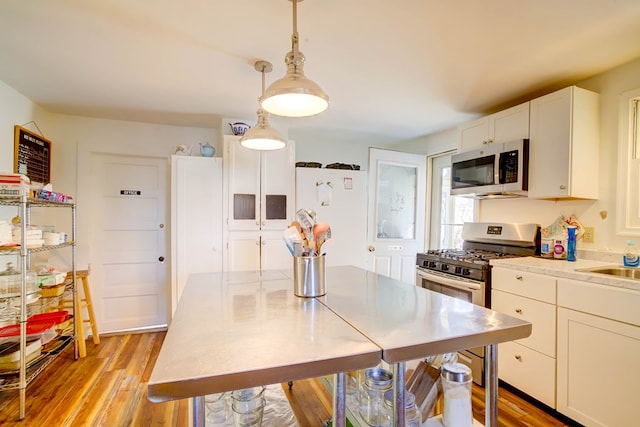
(13, 125, 51, 184)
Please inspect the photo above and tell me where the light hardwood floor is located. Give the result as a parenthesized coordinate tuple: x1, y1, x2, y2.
(0, 332, 577, 426)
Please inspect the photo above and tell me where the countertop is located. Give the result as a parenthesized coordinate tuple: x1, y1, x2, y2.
(320, 266, 532, 363)
(147, 269, 381, 402)
(148, 266, 532, 403)
(489, 257, 640, 292)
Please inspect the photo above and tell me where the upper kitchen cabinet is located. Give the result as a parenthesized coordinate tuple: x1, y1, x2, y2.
(223, 135, 295, 231)
(458, 102, 530, 152)
(528, 86, 599, 200)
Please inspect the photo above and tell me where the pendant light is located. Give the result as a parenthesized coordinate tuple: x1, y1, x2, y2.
(240, 60, 287, 150)
(260, 0, 329, 117)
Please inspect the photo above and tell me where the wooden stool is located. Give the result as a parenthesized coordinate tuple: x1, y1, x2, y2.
(59, 270, 100, 358)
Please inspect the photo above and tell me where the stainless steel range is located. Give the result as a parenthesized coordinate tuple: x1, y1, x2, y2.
(416, 222, 539, 385)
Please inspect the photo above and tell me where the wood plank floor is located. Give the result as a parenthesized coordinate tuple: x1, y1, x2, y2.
(0, 332, 576, 426)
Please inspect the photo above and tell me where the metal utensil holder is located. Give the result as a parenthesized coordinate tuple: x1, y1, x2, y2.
(293, 255, 326, 297)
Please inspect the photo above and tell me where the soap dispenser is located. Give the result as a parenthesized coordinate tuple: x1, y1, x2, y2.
(567, 226, 577, 262)
(623, 240, 639, 267)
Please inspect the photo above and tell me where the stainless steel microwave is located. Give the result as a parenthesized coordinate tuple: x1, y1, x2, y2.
(451, 139, 529, 198)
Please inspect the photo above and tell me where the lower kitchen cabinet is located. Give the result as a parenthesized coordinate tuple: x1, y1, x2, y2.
(492, 289, 556, 357)
(498, 340, 556, 408)
(557, 279, 640, 426)
(226, 230, 291, 272)
(492, 267, 557, 408)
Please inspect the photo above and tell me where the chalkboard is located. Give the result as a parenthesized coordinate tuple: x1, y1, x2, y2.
(14, 125, 51, 184)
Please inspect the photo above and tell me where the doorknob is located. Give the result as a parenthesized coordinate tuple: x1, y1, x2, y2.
(368, 245, 375, 252)
(159, 224, 165, 228)
(158, 256, 165, 262)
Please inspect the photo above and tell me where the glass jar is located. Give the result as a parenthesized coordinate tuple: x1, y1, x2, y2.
(441, 362, 473, 427)
(205, 392, 230, 426)
(382, 389, 421, 427)
(231, 387, 266, 427)
(359, 367, 393, 426)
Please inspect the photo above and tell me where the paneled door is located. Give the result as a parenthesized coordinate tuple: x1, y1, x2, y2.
(367, 148, 426, 284)
(89, 153, 169, 333)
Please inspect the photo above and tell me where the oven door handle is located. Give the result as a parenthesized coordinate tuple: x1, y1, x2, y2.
(416, 267, 482, 291)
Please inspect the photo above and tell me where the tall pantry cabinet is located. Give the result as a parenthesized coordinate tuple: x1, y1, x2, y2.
(170, 156, 223, 315)
(223, 135, 295, 272)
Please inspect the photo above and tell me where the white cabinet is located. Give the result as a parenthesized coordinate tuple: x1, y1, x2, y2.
(528, 86, 599, 199)
(170, 156, 223, 314)
(226, 230, 292, 272)
(224, 135, 295, 231)
(458, 102, 529, 152)
(491, 267, 557, 408)
(556, 278, 640, 427)
(223, 135, 295, 272)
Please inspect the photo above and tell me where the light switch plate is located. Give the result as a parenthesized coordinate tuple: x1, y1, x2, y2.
(583, 226, 595, 243)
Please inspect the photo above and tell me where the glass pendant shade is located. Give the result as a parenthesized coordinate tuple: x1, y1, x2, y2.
(260, 0, 329, 117)
(260, 57, 329, 117)
(240, 108, 287, 150)
(240, 60, 287, 151)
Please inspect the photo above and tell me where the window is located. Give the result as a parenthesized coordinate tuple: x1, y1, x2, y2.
(429, 153, 476, 249)
(633, 97, 639, 160)
(617, 88, 640, 235)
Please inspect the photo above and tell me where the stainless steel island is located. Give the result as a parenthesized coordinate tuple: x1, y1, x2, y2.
(148, 267, 531, 426)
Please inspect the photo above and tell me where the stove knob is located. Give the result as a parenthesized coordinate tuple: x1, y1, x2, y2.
(455, 266, 462, 274)
(441, 264, 449, 272)
(462, 268, 471, 276)
(429, 261, 437, 268)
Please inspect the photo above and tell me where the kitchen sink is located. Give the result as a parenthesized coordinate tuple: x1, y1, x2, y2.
(578, 266, 640, 280)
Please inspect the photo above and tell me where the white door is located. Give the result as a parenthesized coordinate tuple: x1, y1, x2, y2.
(90, 153, 169, 333)
(367, 148, 426, 284)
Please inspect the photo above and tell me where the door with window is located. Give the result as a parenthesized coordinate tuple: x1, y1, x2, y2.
(429, 153, 475, 250)
(367, 148, 426, 284)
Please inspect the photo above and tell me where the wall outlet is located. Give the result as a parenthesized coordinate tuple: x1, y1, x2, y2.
(583, 226, 595, 243)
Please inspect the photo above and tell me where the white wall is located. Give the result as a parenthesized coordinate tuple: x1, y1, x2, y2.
(3, 55, 640, 258)
(394, 127, 459, 157)
(0, 80, 50, 174)
(290, 128, 398, 170)
(480, 57, 640, 255)
(396, 57, 640, 256)
(0, 81, 52, 230)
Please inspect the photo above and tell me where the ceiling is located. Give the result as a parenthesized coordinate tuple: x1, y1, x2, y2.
(1, 1, 640, 144)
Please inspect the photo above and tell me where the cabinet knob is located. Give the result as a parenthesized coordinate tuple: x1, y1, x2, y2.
(515, 275, 523, 281)
(262, 221, 266, 226)
(261, 240, 266, 245)
(560, 185, 567, 190)
(256, 221, 260, 226)
(158, 256, 165, 262)
(255, 240, 260, 246)
(514, 354, 522, 361)
(368, 245, 375, 252)
(515, 308, 523, 314)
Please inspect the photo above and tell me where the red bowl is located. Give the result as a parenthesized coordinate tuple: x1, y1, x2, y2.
(28, 310, 69, 324)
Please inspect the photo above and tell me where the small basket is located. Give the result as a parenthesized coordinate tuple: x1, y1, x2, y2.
(39, 283, 66, 297)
